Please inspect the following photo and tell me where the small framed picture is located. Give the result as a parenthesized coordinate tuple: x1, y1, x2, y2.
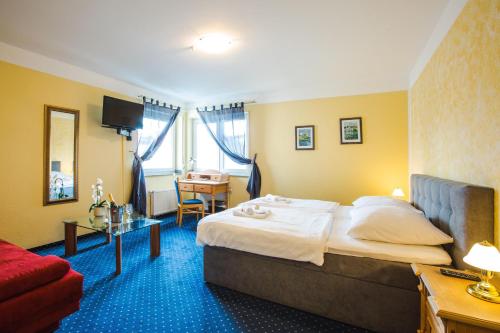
(295, 125, 315, 150)
(340, 117, 362, 144)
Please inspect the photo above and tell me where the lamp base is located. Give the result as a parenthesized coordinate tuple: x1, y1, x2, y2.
(467, 281, 500, 303)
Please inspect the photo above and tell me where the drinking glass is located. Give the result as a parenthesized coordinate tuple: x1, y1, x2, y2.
(125, 204, 133, 220)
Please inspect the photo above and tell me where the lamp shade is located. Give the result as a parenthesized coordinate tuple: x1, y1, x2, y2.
(392, 188, 405, 197)
(463, 241, 500, 272)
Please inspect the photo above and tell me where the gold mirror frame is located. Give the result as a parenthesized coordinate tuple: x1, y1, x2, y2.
(43, 105, 79, 205)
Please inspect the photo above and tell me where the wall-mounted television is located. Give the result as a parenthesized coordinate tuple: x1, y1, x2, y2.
(102, 96, 144, 130)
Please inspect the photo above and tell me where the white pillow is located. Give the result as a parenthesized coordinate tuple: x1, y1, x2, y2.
(352, 196, 420, 212)
(347, 206, 453, 246)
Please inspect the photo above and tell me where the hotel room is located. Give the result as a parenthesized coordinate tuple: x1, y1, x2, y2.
(0, 0, 498, 332)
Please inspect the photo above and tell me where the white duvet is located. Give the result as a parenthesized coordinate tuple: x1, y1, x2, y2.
(196, 203, 335, 266)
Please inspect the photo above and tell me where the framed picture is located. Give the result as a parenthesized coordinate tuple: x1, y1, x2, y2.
(295, 125, 315, 150)
(340, 117, 362, 144)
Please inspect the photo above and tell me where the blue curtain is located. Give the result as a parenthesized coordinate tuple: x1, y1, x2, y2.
(130, 100, 180, 214)
(197, 103, 261, 199)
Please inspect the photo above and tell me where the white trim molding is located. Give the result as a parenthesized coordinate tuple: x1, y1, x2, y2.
(0, 41, 185, 105)
(409, 0, 468, 87)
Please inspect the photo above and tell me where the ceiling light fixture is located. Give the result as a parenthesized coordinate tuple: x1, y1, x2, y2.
(193, 33, 233, 54)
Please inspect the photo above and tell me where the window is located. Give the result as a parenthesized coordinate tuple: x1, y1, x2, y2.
(193, 121, 219, 170)
(138, 117, 176, 176)
(191, 116, 249, 176)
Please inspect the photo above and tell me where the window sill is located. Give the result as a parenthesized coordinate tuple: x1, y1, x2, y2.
(191, 168, 249, 178)
(144, 168, 176, 177)
(226, 171, 249, 178)
(229, 173, 250, 178)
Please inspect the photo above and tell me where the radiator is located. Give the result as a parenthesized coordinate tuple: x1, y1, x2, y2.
(149, 189, 178, 217)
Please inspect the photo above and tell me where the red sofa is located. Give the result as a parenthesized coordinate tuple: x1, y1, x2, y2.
(0, 239, 83, 333)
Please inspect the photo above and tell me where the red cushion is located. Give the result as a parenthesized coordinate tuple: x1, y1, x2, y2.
(0, 269, 83, 333)
(0, 239, 70, 302)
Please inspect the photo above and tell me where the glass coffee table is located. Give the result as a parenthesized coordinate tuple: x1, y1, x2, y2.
(63, 215, 162, 275)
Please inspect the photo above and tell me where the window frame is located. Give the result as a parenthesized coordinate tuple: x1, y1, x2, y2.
(140, 118, 177, 177)
(191, 114, 250, 177)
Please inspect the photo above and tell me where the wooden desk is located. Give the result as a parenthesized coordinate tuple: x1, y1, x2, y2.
(412, 264, 500, 333)
(178, 179, 229, 214)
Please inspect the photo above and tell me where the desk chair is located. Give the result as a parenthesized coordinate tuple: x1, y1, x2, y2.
(174, 179, 205, 227)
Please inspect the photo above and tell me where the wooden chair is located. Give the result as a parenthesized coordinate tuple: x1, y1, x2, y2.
(174, 179, 205, 227)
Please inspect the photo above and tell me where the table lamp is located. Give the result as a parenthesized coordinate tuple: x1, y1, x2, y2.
(463, 241, 500, 303)
(392, 188, 405, 198)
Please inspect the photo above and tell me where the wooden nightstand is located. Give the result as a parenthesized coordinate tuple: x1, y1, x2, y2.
(412, 264, 500, 333)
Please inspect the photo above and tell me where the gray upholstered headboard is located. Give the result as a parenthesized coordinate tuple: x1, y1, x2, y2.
(410, 174, 494, 269)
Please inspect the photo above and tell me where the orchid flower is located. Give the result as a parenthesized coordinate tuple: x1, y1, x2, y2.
(89, 177, 108, 209)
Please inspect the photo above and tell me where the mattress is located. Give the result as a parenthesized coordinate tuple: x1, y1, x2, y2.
(326, 206, 452, 265)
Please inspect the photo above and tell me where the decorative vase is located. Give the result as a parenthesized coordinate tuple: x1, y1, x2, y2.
(94, 207, 106, 217)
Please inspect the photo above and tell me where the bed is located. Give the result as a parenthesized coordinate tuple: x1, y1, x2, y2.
(199, 175, 494, 333)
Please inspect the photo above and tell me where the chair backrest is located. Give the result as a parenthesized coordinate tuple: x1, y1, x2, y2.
(173, 179, 181, 204)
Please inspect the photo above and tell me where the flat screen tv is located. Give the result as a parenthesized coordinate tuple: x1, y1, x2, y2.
(102, 96, 144, 130)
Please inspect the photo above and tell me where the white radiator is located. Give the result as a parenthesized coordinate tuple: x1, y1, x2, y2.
(149, 189, 178, 217)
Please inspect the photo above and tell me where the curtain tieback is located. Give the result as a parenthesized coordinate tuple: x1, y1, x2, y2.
(134, 152, 144, 164)
(251, 153, 257, 164)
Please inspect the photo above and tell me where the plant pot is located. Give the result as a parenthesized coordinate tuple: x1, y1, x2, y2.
(94, 207, 107, 217)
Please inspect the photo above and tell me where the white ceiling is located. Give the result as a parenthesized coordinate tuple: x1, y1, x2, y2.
(0, 0, 448, 105)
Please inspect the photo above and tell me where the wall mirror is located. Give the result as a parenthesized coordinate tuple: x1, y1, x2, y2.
(44, 105, 79, 205)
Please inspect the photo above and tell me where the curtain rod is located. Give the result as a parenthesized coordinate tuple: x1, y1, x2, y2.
(196, 100, 256, 112)
(137, 95, 181, 110)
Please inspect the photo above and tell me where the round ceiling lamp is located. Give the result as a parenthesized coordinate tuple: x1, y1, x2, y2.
(193, 33, 233, 54)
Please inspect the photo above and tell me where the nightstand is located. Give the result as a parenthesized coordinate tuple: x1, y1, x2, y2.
(412, 264, 500, 333)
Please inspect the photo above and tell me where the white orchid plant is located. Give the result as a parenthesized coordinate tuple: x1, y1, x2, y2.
(89, 178, 109, 212)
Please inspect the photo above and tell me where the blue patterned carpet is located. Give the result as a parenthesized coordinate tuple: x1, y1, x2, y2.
(35, 214, 371, 333)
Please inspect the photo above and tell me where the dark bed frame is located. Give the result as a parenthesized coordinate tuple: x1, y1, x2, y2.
(202, 175, 495, 333)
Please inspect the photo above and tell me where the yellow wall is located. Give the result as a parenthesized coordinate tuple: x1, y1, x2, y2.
(410, 0, 499, 244)
(237, 91, 409, 206)
(0, 60, 136, 248)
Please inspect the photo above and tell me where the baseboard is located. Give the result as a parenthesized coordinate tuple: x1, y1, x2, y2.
(28, 232, 101, 252)
(149, 211, 177, 219)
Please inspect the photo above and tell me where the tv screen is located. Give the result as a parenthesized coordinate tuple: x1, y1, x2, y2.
(102, 96, 144, 130)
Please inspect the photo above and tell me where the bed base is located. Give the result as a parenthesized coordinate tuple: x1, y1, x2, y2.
(204, 246, 419, 333)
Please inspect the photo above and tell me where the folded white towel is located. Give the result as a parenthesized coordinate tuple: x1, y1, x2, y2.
(264, 194, 291, 203)
(233, 206, 271, 219)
